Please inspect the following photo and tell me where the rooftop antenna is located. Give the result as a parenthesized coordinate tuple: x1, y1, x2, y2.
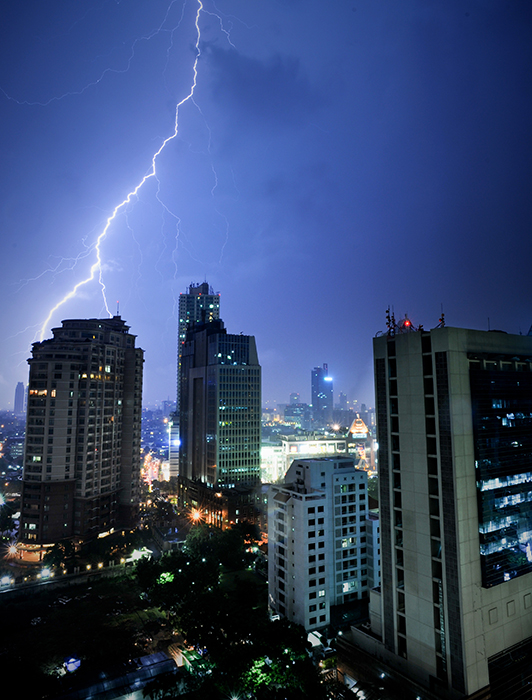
(116, 301, 120, 316)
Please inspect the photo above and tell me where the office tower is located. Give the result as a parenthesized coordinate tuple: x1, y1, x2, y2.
(177, 281, 220, 388)
(20, 316, 143, 549)
(179, 318, 261, 490)
(14, 381, 25, 415)
(268, 457, 369, 632)
(290, 392, 300, 405)
(311, 364, 333, 425)
(348, 325, 532, 699)
(170, 282, 220, 475)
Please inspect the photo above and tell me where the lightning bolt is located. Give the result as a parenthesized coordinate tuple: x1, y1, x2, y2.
(37, 0, 206, 341)
(1, 0, 186, 108)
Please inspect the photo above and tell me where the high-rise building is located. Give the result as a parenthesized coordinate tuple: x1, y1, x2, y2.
(169, 282, 220, 476)
(14, 381, 25, 415)
(19, 316, 143, 551)
(178, 281, 220, 388)
(268, 457, 369, 632)
(345, 325, 532, 699)
(311, 364, 333, 425)
(337, 392, 348, 410)
(179, 317, 261, 490)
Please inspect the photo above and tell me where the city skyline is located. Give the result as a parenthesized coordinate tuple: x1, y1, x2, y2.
(1, 1, 531, 412)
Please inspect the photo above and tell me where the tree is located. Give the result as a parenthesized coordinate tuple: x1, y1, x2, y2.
(42, 541, 76, 567)
(367, 476, 379, 504)
(135, 525, 327, 699)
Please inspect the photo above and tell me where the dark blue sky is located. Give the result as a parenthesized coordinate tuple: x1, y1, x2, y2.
(1, 0, 531, 410)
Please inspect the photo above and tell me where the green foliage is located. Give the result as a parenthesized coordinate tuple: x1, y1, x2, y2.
(135, 524, 325, 699)
(42, 540, 76, 567)
(367, 476, 379, 503)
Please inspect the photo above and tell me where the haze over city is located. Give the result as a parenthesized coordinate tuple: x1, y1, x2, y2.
(1, 0, 531, 410)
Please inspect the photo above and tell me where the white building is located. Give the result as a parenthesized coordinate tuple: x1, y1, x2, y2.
(268, 457, 369, 632)
(261, 435, 349, 484)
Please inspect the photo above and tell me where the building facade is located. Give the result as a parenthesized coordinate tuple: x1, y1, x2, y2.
(179, 318, 261, 490)
(311, 364, 333, 426)
(177, 282, 220, 385)
(268, 457, 369, 632)
(349, 326, 532, 699)
(20, 317, 143, 551)
(14, 381, 25, 416)
(169, 282, 220, 476)
(366, 510, 381, 590)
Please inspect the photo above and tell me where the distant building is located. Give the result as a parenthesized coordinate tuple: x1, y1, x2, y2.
(283, 402, 312, 430)
(346, 325, 532, 699)
(161, 400, 175, 418)
(290, 392, 300, 405)
(268, 457, 370, 633)
(261, 434, 350, 483)
(178, 318, 261, 527)
(337, 392, 348, 410)
(311, 364, 333, 425)
(19, 316, 143, 553)
(14, 381, 25, 416)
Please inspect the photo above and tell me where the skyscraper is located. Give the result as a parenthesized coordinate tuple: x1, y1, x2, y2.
(19, 317, 143, 551)
(345, 324, 532, 699)
(179, 317, 261, 490)
(268, 457, 369, 632)
(177, 281, 220, 393)
(311, 364, 333, 425)
(169, 282, 220, 476)
(14, 381, 25, 415)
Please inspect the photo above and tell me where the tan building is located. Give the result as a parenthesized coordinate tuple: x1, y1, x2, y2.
(346, 325, 532, 699)
(20, 316, 143, 554)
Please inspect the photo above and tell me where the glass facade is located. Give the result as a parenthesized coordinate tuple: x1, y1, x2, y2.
(470, 359, 532, 587)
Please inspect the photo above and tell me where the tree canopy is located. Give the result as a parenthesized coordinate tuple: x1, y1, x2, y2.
(137, 522, 326, 699)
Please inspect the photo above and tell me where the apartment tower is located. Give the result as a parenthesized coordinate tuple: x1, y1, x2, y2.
(20, 317, 143, 551)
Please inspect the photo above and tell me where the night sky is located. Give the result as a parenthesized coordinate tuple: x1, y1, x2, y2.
(1, 0, 531, 411)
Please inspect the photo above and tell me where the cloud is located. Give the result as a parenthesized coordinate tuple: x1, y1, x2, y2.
(204, 44, 320, 128)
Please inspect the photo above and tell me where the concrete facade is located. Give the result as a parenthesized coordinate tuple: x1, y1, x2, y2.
(268, 457, 369, 632)
(353, 326, 532, 699)
(20, 316, 143, 548)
